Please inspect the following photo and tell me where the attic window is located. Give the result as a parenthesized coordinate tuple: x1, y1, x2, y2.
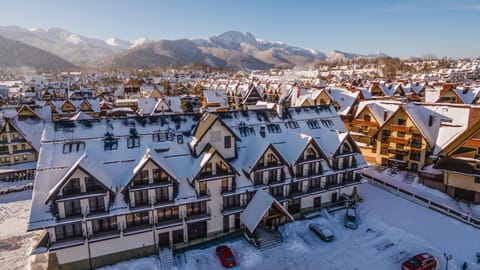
(104, 139, 118, 151)
(267, 124, 282, 133)
(320, 119, 334, 127)
(177, 134, 184, 144)
(307, 120, 321, 129)
(63, 142, 85, 154)
(127, 137, 140, 148)
(153, 132, 169, 142)
(285, 121, 299, 129)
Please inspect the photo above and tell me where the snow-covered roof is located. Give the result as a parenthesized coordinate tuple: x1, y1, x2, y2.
(28, 106, 365, 231)
(240, 189, 293, 233)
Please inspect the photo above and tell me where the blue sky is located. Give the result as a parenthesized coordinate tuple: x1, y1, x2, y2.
(0, 0, 479, 58)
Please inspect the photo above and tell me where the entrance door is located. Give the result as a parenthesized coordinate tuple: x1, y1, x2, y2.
(234, 213, 241, 229)
(411, 163, 418, 172)
(331, 192, 337, 203)
(188, 221, 207, 241)
(158, 232, 170, 247)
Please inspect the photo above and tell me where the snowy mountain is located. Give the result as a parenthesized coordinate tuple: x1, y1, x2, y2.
(0, 26, 388, 69)
(0, 35, 75, 69)
(0, 26, 145, 65)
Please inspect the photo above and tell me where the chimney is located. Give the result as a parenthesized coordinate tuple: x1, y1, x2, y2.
(260, 126, 266, 138)
(428, 115, 433, 127)
(276, 104, 283, 119)
(383, 110, 388, 122)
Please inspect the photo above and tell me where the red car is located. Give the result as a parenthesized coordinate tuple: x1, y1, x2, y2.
(401, 253, 438, 270)
(215, 245, 236, 268)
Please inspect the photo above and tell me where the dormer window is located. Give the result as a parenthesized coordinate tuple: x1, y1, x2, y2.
(104, 132, 118, 151)
(153, 169, 168, 183)
(85, 177, 103, 192)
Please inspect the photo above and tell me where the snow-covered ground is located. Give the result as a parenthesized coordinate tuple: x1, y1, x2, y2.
(0, 190, 43, 270)
(3, 183, 480, 270)
(99, 183, 480, 270)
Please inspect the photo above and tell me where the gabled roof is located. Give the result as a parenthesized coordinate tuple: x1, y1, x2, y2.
(188, 144, 239, 184)
(191, 112, 241, 148)
(243, 142, 289, 175)
(121, 148, 179, 192)
(240, 189, 294, 234)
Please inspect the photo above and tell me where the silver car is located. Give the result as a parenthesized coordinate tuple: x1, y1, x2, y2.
(309, 223, 334, 241)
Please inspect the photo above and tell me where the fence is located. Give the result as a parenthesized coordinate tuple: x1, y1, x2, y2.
(362, 172, 480, 228)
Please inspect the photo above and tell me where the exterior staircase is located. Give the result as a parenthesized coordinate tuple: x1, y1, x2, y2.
(255, 227, 281, 251)
(404, 171, 417, 184)
(159, 247, 175, 270)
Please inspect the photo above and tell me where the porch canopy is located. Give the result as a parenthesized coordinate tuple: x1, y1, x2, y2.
(241, 189, 294, 234)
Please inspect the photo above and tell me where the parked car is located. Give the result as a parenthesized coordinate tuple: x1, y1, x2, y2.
(344, 208, 359, 229)
(401, 253, 438, 270)
(309, 223, 334, 241)
(215, 245, 236, 268)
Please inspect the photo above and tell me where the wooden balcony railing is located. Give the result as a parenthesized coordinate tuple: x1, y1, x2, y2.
(389, 124, 411, 132)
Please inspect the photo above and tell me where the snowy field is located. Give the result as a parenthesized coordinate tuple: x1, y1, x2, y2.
(100, 184, 480, 270)
(3, 183, 480, 270)
(0, 190, 42, 270)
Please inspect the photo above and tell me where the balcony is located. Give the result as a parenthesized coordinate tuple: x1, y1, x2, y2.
(351, 119, 377, 127)
(198, 171, 235, 181)
(387, 147, 409, 156)
(389, 124, 411, 132)
(221, 205, 242, 215)
(387, 137, 409, 145)
(185, 209, 211, 223)
(156, 217, 183, 229)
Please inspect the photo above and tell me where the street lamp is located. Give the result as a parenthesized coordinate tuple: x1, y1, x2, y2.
(444, 253, 452, 270)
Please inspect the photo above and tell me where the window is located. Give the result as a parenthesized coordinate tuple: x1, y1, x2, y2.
(127, 137, 140, 148)
(268, 169, 278, 183)
(326, 175, 337, 187)
(307, 120, 321, 129)
(126, 211, 150, 227)
(313, 196, 322, 208)
(198, 182, 207, 196)
(269, 186, 283, 198)
(309, 177, 322, 191)
(153, 169, 168, 183)
(85, 177, 102, 192)
(201, 162, 212, 176)
(172, 229, 184, 244)
(223, 195, 240, 209)
(177, 135, 184, 144)
(397, 118, 406, 125)
(134, 190, 149, 206)
(397, 132, 405, 138)
(187, 201, 206, 216)
(88, 196, 105, 213)
(306, 147, 317, 160)
(21, 144, 26, 150)
(157, 206, 179, 222)
(155, 187, 169, 203)
(0, 145, 7, 153)
(64, 199, 81, 217)
(104, 139, 118, 151)
(285, 121, 299, 129)
(267, 154, 278, 165)
(14, 155, 19, 161)
(152, 132, 167, 142)
(55, 222, 83, 240)
(254, 171, 264, 185)
(63, 178, 81, 195)
(224, 136, 231, 149)
(91, 217, 117, 233)
(23, 154, 27, 160)
(216, 161, 229, 174)
(221, 179, 229, 193)
(410, 151, 421, 161)
(364, 114, 371, 121)
(134, 170, 149, 185)
(63, 142, 85, 154)
(12, 145, 17, 151)
(267, 124, 282, 133)
(2, 134, 6, 141)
